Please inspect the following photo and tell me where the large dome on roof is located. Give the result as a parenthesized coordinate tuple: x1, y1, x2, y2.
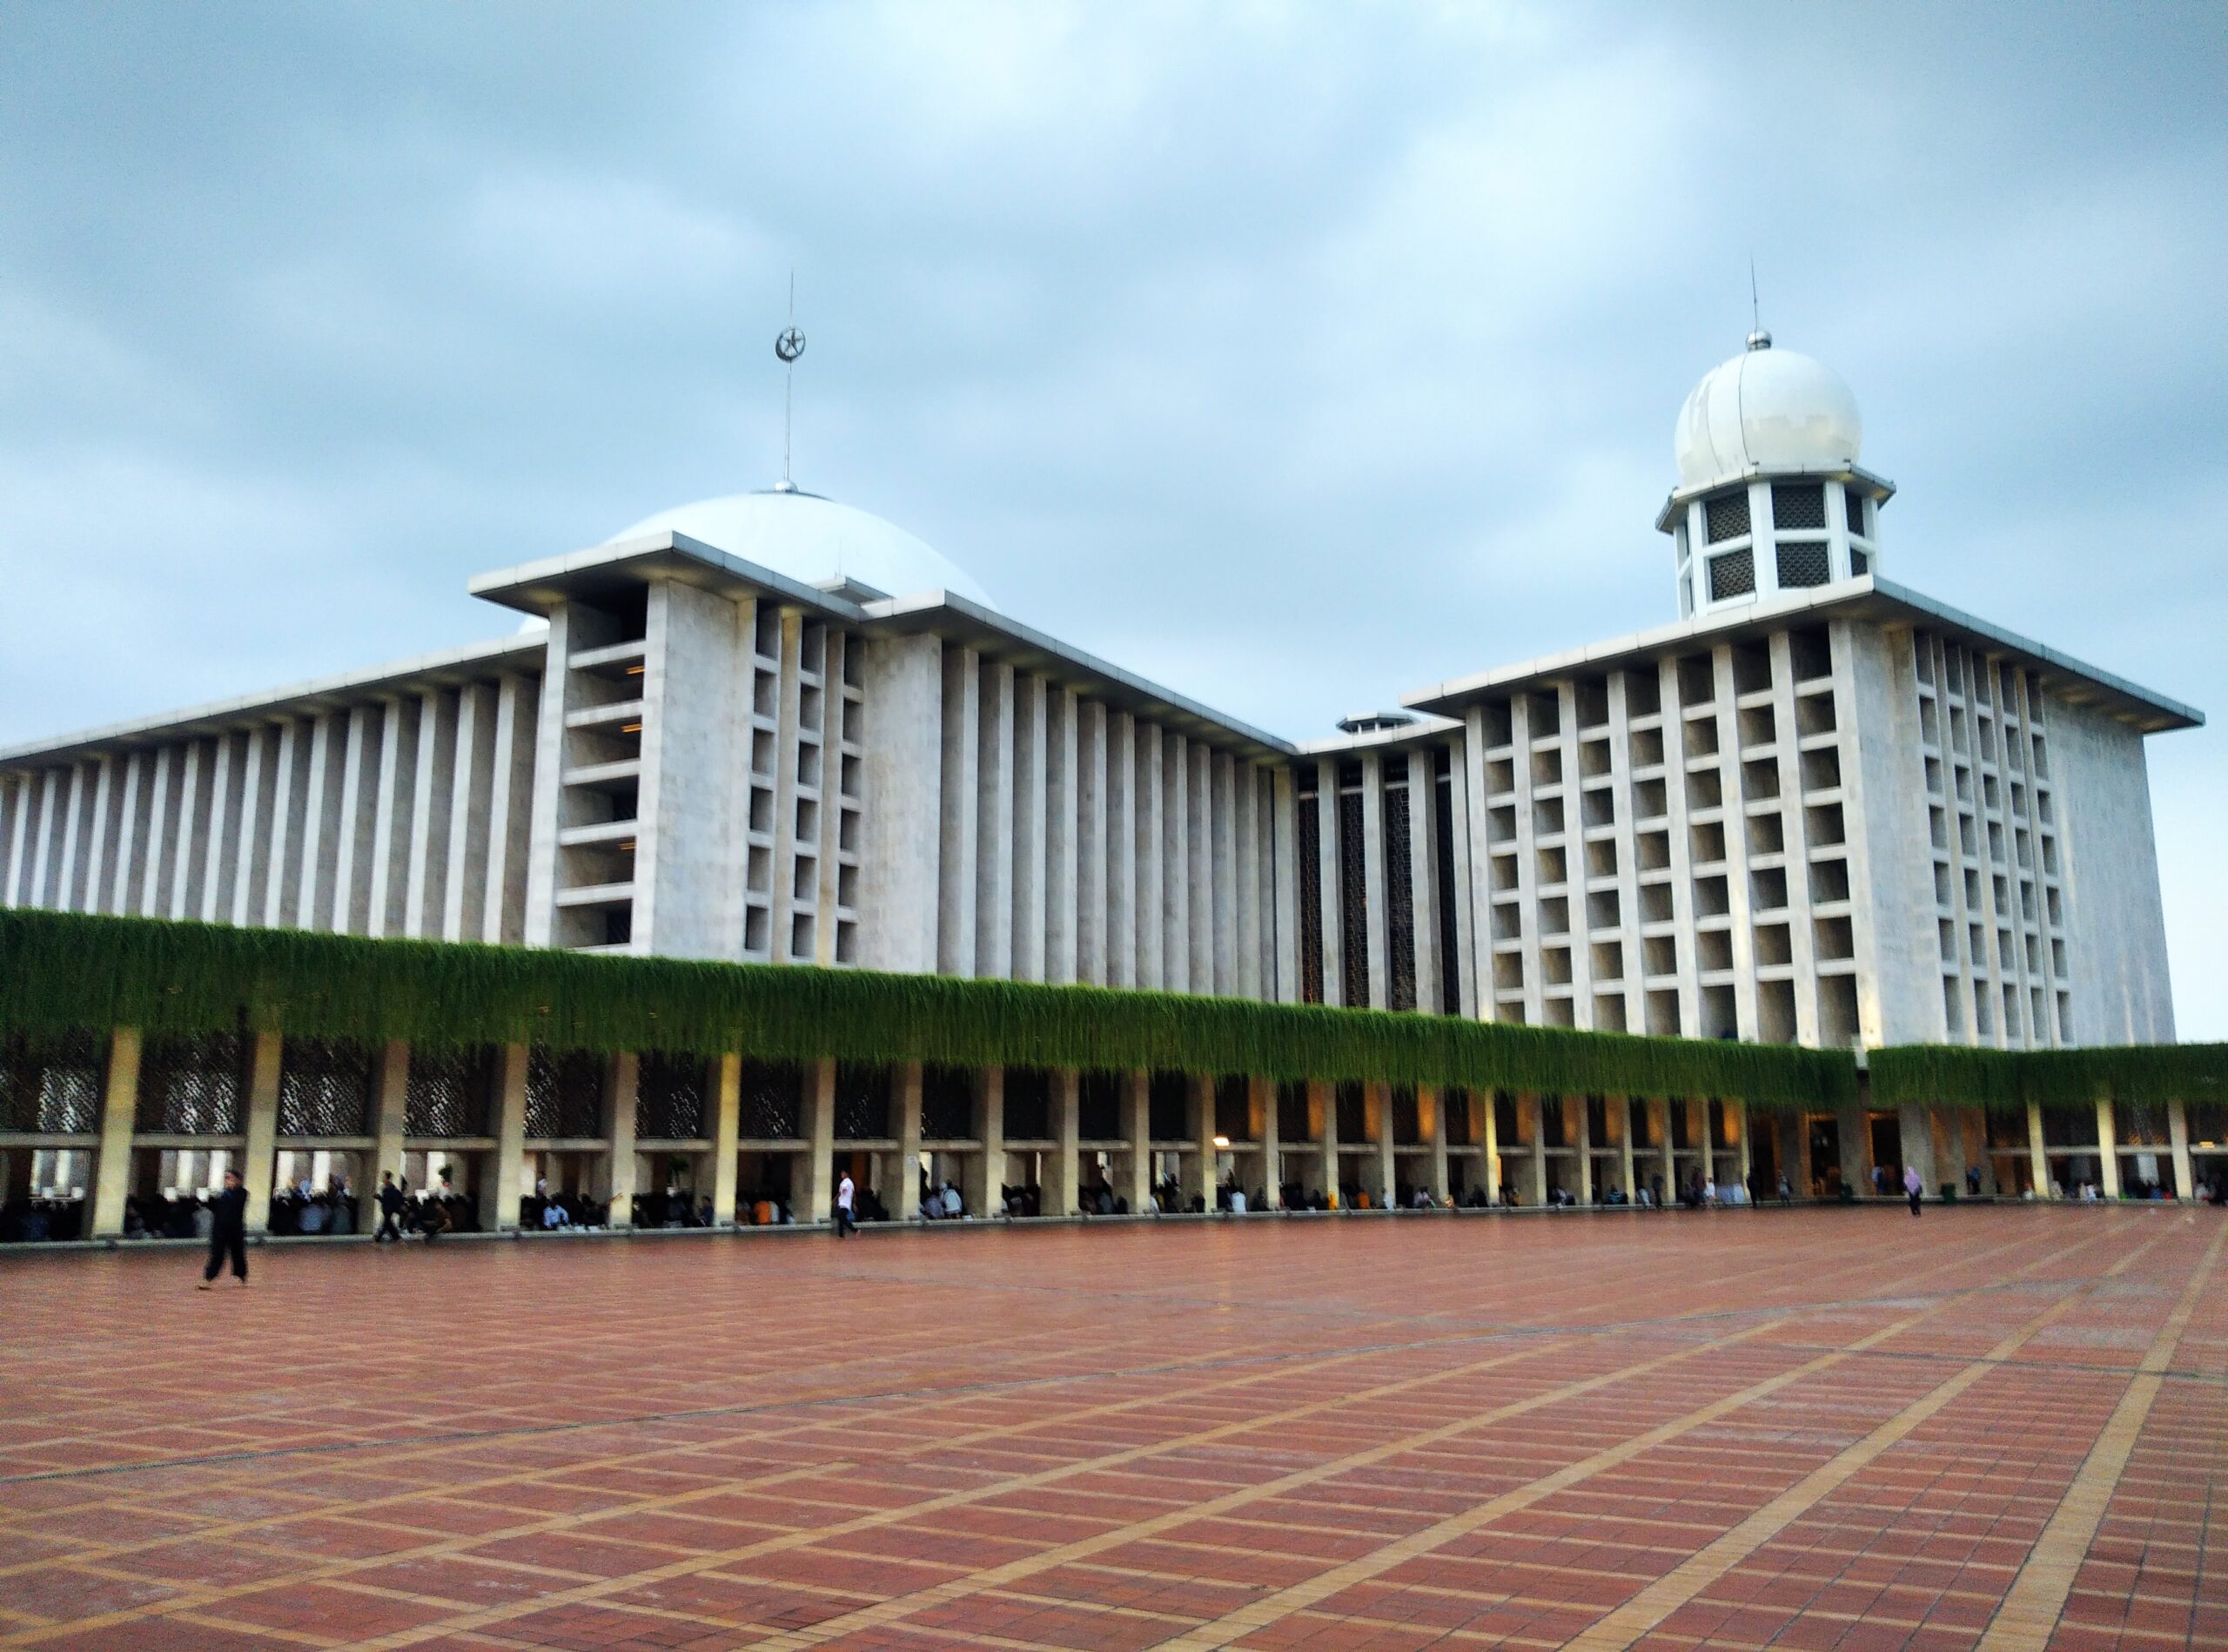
(605, 488, 993, 608)
(1674, 334, 1862, 491)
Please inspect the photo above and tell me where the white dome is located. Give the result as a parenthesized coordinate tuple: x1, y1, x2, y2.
(1674, 337, 1862, 491)
(606, 488, 993, 608)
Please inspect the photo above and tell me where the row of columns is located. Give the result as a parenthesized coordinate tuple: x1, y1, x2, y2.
(61, 1030, 2211, 1239)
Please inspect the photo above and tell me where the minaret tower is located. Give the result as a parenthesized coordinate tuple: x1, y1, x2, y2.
(1656, 331, 1894, 620)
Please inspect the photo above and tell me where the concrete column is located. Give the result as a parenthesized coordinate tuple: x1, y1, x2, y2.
(242, 1031, 282, 1234)
(802, 1059, 836, 1222)
(1122, 1069, 1151, 1212)
(1527, 1094, 1547, 1205)
(1369, 1082, 1395, 1206)
(2095, 1098, 2120, 1198)
(1837, 1098, 1869, 1195)
(369, 1040, 408, 1193)
(891, 1062, 923, 1219)
(1615, 1097, 1636, 1200)
(1046, 687, 1078, 984)
(2026, 1099, 2050, 1198)
(1735, 1101, 1754, 1193)
(1481, 1090, 1501, 1203)
(485, 1044, 528, 1233)
(601, 1052, 639, 1228)
(1424, 1085, 1449, 1204)
(1572, 1095, 1593, 1205)
(1254, 1075, 1279, 1207)
(1311, 1078, 1337, 1205)
(1897, 1102, 1936, 1195)
(711, 1053, 742, 1225)
(1360, 755, 1389, 1010)
(2168, 1100, 2194, 1200)
(1655, 1098, 1676, 1205)
(1108, 712, 1135, 988)
(89, 1028, 142, 1238)
(1050, 1068, 1081, 1216)
(1191, 1073, 1218, 1207)
(977, 1066, 1004, 1216)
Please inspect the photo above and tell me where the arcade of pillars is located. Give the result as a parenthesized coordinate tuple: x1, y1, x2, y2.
(25, 1025, 2220, 1238)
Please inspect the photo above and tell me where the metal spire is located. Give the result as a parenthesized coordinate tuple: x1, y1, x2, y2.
(1746, 259, 1771, 351)
(774, 272, 806, 491)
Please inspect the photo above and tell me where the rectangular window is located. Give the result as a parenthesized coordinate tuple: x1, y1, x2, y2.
(1775, 541, 1832, 588)
(1705, 489, 1751, 543)
(1772, 482, 1827, 530)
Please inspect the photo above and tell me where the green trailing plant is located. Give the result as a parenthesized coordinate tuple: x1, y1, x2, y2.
(1872, 1041, 2226, 1113)
(0, 909, 1857, 1107)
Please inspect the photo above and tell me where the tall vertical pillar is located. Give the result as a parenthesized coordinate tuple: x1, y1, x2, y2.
(1614, 1096, 1636, 1201)
(1655, 1098, 1675, 1205)
(972, 1065, 1003, 1216)
(2095, 1098, 2120, 1199)
(89, 1028, 142, 1239)
(1254, 1075, 1279, 1208)
(1123, 1069, 1150, 1212)
(601, 1051, 639, 1229)
(2167, 1099, 2194, 1201)
(1734, 1101, 1754, 1195)
(1369, 1082, 1395, 1207)
(896, 1062, 925, 1219)
(484, 1044, 527, 1232)
(1527, 1093, 1547, 1205)
(1571, 1096, 1593, 1205)
(1838, 1098, 1869, 1196)
(1423, 1085, 1449, 1205)
(242, 1031, 282, 1234)
(802, 1059, 836, 1223)
(711, 1053, 742, 1226)
(1481, 1090, 1500, 1203)
(1191, 1073, 1218, 1208)
(1311, 1078, 1336, 1206)
(369, 1040, 408, 1198)
(2026, 1099, 2050, 1198)
(1050, 1068, 1081, 1217)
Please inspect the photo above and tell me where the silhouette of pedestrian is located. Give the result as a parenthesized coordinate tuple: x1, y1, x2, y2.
(198, 1170, 248, 1288)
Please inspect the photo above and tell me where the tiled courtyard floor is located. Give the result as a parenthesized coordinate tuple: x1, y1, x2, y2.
(0, 1205, 2222, 1650)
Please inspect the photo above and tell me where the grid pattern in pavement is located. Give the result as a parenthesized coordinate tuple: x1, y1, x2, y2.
(0, 1205, 2221, 1650)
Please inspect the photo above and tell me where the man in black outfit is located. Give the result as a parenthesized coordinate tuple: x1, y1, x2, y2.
(374, 1172, 406, 1244)
(198, 1169, 248, 1288)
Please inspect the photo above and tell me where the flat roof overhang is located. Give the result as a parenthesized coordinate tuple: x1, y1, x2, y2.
(1400, 574, 2204, 736)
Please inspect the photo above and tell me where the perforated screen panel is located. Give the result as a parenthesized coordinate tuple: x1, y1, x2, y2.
(1386, 782, 1416, 1011)
(1705, 489, 1751, 543)
(138, 1030, 245, 1135)
(406, 1044, 493, 1138)
(278, 1038, 374, 1137)
(1775, 540, 1832, 588)
(0, 1031, 104, 1134)
(635, 1051, 707, 1139)
(527, 1048, 604, 1139)
(740, 1060, 802, 1138)
(1708, 548, 1755, 601)
(1772, 482, 1827, 530)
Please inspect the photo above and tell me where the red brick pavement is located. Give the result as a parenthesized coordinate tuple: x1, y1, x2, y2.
(0, 1206, 2219, 1649)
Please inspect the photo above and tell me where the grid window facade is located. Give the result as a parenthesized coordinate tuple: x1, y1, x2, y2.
(1296, 777, 1325, 1004)
(1385, 781, 1416, 1011)
(1337, 780, 1369, 1009)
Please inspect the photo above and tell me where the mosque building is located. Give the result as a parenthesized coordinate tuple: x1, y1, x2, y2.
(0, 332, 2209, 1233)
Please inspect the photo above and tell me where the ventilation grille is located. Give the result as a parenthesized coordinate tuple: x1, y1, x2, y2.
(1705, 490, 1751, 543)
(1296, 789, 1324, 1004)
(1078, 1071, 1122, 1140)
(833, 1061, 889, 1139)
(1433, 774, 1463, 1015)
(527, 1048, 603, 1139)
(1843, 484, 1869, 537)
(1708, 548, 1755, 601)
(406, 1044, 493, 1138)
(1772, 483, 1827, 531)
(1386, 782, 1416, 1012)
(1776, 541, 1832, 588)
(741, 1059, 802, 1139)
(1849, 547, 1870, 576)
(138, 1030, 245, 1134)
(635, 1051, 706, 1139)
(1338, 789, 1369, 1008)
(1003, 1067, 1052, 1140)
(0, 1031, 104, 1134)
(278, 1037, 374, 1137)
(922, 1064, 975, 1140)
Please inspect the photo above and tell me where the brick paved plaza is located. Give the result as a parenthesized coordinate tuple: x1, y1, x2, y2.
(0, 1208, 2221, 1651)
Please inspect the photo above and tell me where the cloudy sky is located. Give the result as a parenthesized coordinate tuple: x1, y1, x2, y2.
(3, 3, 2222, 1033)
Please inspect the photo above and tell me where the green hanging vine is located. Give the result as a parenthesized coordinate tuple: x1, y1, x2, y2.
(1872, 1040, 2226, 1112)
(0, 910, 1857, 1109)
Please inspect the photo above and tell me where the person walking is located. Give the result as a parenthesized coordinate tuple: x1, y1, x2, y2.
(834, 1170, 856, 1238)
(1903, 1163, 1923, 1217)
(198, 1169, 248, 1288)
(373, 1172, 406, 1244)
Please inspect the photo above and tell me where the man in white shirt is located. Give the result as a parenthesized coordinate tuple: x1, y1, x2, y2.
(835, 1172, 856, 1237)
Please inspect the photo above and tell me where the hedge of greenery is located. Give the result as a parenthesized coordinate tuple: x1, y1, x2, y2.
(0, 910, 1856, 1110)
(1871, 1041, 2227, 1112)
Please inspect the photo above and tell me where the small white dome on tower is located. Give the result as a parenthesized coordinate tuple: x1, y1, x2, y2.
(604, 488, 993, 608)
(1674, 334, 1862, 491)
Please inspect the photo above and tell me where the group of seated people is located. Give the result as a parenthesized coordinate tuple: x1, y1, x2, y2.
(521, 1186, 609, 1229)
(0, 1195, 87, 1243)
(267, 1182, 359, 1235)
